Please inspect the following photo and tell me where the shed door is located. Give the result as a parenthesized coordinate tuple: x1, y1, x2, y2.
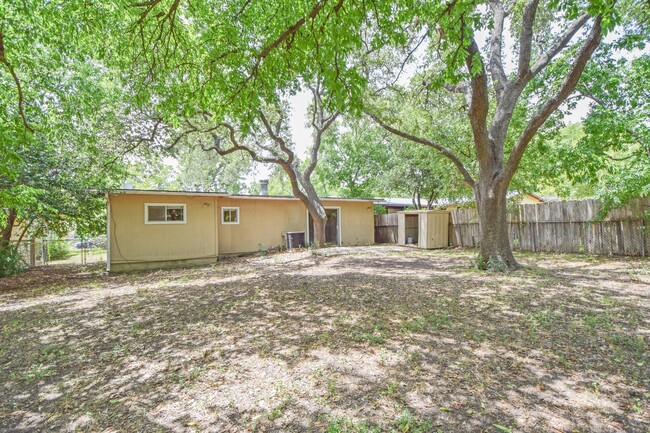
(308, 208, 340, 245)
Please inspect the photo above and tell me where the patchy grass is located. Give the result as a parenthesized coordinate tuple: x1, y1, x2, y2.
(0, 247, 648, 432)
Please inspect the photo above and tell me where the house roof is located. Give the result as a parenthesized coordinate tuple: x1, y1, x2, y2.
(228, 194, 377, 202)
(108, 189, 377, 202)
(108, 189, 230, 197)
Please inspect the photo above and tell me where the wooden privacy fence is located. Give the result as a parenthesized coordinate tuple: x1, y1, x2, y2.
(449, 197, 649, 256)
(375, 213, 398, 244)
(374, 197, 650, 257)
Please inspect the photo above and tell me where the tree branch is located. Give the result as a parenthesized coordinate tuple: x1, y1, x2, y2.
(250, 0, 331, 78)
(488, 0, 508, 99)
(517, 0, 541, 79)
(367, 112, 476, 187)
(528, 13, 591, 79)
(203, 123, 283, 165)
(257, 110, 295, 164)
(16, 219, 33, 244)
(0, 31, 34, 134)
(465, 37, 492, 167)
(283, 165, 313, 205)
(503, 15, 603, 184)
(578, 83, 647, 150)
(441, 82, 468, 93)
(376, 29, 428, 92)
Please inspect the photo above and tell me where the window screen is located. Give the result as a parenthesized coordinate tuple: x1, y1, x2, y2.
(145, 204, 186, 223)
(147, 206, 166, 222)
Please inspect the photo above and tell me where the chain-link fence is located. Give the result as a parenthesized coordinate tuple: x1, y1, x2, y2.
(12, 236, 107, 267)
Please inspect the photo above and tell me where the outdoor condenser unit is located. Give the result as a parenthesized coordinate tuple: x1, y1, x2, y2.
(285, 231, 306, 249)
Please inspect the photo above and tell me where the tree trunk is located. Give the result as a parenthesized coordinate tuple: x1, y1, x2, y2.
(1, 209, 17, 246)
(16, 219, 32, 244)
(310, 208, 327, 247)
(475, 184, 519, 270)
(280, 163, 328, 248)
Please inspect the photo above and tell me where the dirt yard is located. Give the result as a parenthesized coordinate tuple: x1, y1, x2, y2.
(0, 247, 648, 432)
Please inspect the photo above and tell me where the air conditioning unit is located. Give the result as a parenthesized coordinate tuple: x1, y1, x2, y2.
(285, 231, 306, 249)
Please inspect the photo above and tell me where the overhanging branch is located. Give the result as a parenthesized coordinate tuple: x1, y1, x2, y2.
(465, 37, 491, 165)
(503, 15, 603, 184)
(528, 13, 591, 79)
(367, 112, 476, 188)
(0, 31, 34, 134)
(488, 0, 507, 99)
(517, 0, 541, 79)
(249, 0, 334, 78)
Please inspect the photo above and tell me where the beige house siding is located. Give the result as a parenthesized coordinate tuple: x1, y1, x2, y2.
(108, 192, 375, 271)
(217, 197, 305, 254)
(331, 200, 375, 246)
(108, 194, 219, 270)
(217, 197, 375, 254)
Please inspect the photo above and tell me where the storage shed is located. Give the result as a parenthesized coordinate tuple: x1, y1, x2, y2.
(397, 210, 449, 249)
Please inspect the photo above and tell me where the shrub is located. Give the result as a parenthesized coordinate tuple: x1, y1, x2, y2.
(0, 244, 28, 277)
(48, 240, 72, 260)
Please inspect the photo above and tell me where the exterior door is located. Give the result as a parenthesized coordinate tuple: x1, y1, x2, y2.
(308, 208, 340, 245)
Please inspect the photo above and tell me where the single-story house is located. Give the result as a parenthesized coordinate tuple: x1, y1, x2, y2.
(106, 189, 375, 272)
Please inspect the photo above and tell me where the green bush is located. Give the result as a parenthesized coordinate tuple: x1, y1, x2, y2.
(47, 240, 72, 260)
(0, 244, 28, 277)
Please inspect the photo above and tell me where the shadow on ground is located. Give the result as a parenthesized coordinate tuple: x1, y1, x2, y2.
(0, 247, 648, 432)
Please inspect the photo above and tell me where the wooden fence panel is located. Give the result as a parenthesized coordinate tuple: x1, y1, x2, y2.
(374, 214, 399, 244)
(377, 197, 649, 257)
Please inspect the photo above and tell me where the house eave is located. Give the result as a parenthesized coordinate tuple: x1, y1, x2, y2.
(107, 189, 376, 202)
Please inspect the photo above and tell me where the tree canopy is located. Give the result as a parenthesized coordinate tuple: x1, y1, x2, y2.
(1, 0, 648, 269)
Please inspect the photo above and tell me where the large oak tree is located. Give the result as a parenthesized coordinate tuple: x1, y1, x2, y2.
(170, 85, 339, 245)
(123, 0, 644, 268)
(3, 0, 646, 267)
(366, 1, 633, 269)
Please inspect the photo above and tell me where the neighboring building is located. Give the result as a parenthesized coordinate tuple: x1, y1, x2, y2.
(376, 198, 432, 214)
(516, 193, 545, 205)
(374, 193, 544, 213)
(106, 189, 375, 272)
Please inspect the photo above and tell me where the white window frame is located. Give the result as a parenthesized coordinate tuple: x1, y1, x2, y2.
(221, 206, 240, 225)
(144, 203, 187, 224)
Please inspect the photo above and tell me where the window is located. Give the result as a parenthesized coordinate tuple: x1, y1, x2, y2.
(221, 207, 239, 224)
(145, 203, 186, 224)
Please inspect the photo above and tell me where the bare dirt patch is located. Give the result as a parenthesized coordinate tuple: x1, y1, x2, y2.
(0, 248, 648, 432)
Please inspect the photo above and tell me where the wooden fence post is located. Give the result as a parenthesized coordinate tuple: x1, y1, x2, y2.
(29, 238, 36, 266)
(373, 197, 648, 257)
(642, 217, 647, 258)
(532, 205, 538, 252)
